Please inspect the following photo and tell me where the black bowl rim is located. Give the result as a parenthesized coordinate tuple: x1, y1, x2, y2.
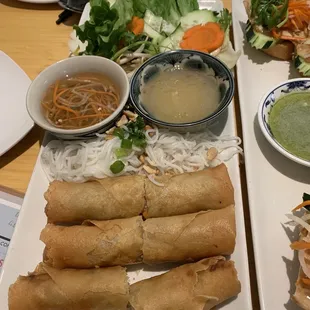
(129, 50, 234, 128)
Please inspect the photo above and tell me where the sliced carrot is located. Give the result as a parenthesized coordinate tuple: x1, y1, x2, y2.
(292, 200, 310, 211)
(280, 35, 306, 41)
(290, 241, 310, 250)
(301, 277, 310, 286)
(272, 28, 281, 39)
(180, 22, 225, 53)
(283, 0, 310, 31)
(52, 81, 79, 117)
(128, 16, 144, 35)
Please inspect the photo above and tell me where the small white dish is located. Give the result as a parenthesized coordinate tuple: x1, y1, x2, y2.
(26, 55, 129, 140)
(258, 78, 310, 167)
(0, 51, 33, 156)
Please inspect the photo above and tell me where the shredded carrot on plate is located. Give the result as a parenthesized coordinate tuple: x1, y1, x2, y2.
(290, 241, 310, 250)
(292, 200, 310, 211)
(180, 22, 225, 54)
(283, 0, 310, 31)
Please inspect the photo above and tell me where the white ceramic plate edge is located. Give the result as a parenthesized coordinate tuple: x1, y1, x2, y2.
(232, 1, 310, 309)
(0, 51, 34, 156)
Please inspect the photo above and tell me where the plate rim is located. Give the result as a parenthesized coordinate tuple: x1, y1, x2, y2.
(0, 51, 34, 156)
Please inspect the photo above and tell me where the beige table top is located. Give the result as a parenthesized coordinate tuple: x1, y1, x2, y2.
(0, 1, 260, 308)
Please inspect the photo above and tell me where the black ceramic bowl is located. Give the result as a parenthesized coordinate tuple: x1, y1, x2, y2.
(130, 50, 234, 132)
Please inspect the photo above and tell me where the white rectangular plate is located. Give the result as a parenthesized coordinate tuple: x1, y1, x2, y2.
(0, 51, 33, 156)
(0, 109, 252, 310)
(232, 2, 310, 309)
(0, 2, 252, 309)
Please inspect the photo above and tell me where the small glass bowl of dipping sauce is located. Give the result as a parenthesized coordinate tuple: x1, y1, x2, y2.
(258, 78, 310, 167)
(130, 50, 234, 132)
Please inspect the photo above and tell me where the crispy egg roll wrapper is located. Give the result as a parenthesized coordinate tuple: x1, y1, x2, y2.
(8, 263, 129, 310)
(142, 205, 236, 264)
(129, 256, 241, 310)
(45, 175, 145, 223)
(41, 216, 143, 268)
(144, 164, 234, 218)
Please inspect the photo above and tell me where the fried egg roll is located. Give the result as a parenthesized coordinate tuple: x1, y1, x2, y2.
(45, 165, 234, 223)
(129, 256, 241, 310)
(142, 205, 236, 264)
(41, 216, 143, 268)
(143, 164, 234, 218)
(45, 175, 145, 223)
(8, 263, 129, 310)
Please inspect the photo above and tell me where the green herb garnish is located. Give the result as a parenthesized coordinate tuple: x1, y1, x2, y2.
(113, 127, 125, 139)
(110, 160, 125, 174)
(121, 138, 133, 149)
(251, 0, 288, 30)
(300, 192, 310, 211)
(115, 148, 131, 158)
(113, 116, 147, 151)
(303, 193, 310, 202)
(218, 9, 232, 31)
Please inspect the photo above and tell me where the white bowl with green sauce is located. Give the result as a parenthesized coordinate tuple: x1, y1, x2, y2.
(258, 78, 310, 167)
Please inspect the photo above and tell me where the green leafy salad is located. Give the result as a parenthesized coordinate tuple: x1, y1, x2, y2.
(69, 0, 240, 71)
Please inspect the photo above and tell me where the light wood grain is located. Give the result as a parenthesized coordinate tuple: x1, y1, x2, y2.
(0, 0, 79, 193)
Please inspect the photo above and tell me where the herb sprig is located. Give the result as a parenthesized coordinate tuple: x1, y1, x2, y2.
(109, 116, 147, 174)
(218, 9, 232, 31)
(251, 0, 288, 30)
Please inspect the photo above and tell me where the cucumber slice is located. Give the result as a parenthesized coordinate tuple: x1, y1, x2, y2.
(144, 9, 163, 33)
(159, 27, 184, 52)
(161, 20, 178, 36)
(295, 56, 310, 76)
(180, 9, 217, 31)
(143, 23, 165, 44)
(245, 20, 277, 50)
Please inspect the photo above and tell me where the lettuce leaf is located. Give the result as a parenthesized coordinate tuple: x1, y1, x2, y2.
(176, 0, 199, 16)
(216, 29, 241, 69)
(111, 0, 134, 29)
(133, 0, 181, 25)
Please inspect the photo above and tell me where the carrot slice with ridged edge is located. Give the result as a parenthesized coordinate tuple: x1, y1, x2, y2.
(180, 22, 225, 53)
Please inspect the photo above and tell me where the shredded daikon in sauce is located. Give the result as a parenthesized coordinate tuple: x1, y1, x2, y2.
(41, 127, 243, 182)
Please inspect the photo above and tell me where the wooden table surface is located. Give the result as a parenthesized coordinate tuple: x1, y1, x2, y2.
(0, 0, 81, 194)
(0, 1, 260, 308)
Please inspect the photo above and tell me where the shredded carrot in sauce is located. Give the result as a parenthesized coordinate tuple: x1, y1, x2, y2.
(180, 22, 225, 54)
(41, 73, 120, 129)
(292, 200, 310, 211)
(290, 241, 310, 250)
(128, 16, 144, 35)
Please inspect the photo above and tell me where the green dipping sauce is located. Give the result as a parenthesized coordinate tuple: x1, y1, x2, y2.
(269, 92, 310, 161)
